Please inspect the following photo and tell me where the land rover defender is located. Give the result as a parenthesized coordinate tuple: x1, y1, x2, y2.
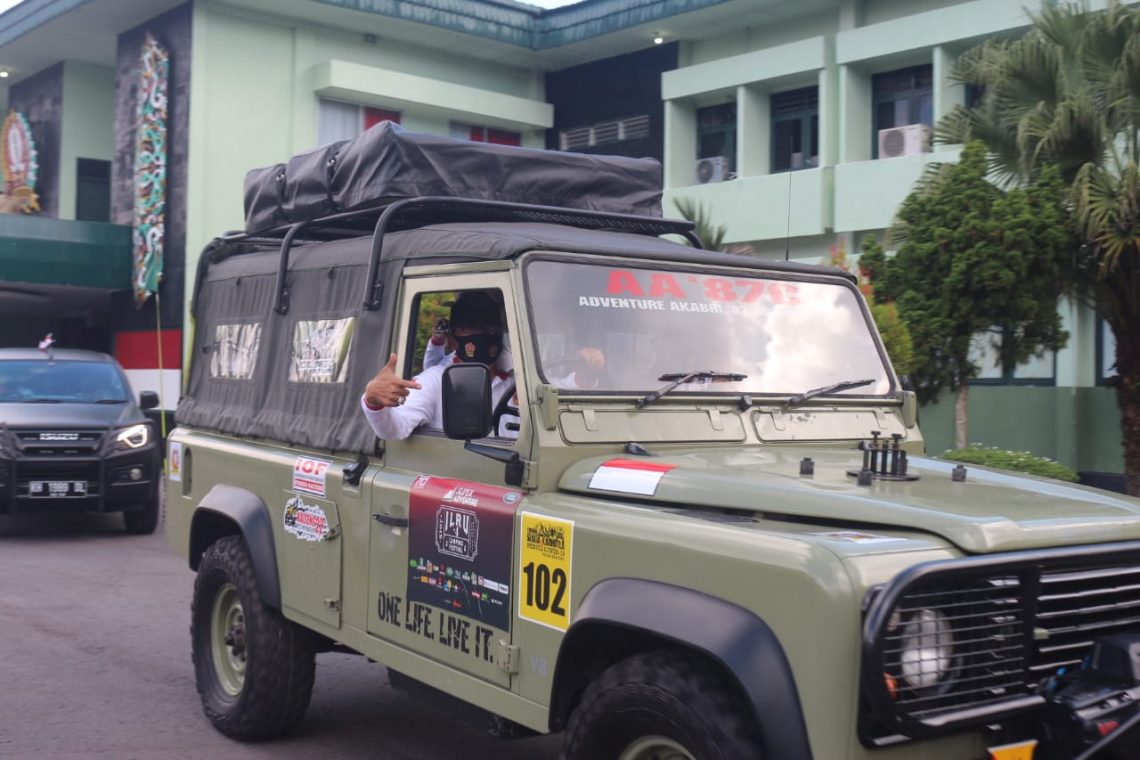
(166, 124, 1140, 759)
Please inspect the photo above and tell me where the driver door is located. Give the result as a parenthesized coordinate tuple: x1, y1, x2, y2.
(365, 272, 528, 687)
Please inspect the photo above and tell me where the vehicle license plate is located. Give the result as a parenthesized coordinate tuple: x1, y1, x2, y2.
(987, 739, 1036, 760)
(29, 480, 87, 497)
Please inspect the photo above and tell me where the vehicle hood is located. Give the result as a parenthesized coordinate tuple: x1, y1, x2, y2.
(0, 402, 143, 428)
(558, 447, 1140, 554)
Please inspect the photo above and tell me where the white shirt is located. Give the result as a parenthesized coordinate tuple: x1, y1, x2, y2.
(361, 363, 517, 441)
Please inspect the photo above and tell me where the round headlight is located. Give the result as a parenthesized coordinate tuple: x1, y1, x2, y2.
(900, 608, 954, 689)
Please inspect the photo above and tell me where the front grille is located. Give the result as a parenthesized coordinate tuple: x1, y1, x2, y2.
(13, 429, 104, 457)
(1034, 563, 1140, 674)
(863, 544, 1140, 740)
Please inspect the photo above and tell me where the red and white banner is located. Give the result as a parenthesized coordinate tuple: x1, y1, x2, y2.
(588, 458, 676, 496)
(115, 329, 182, 411)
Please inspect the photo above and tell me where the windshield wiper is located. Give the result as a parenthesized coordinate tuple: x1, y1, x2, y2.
(21, 398, 62, 403)
(94, 398, 128, 404)
(783, 378, 876, 410)
(636, 370, 748, 409)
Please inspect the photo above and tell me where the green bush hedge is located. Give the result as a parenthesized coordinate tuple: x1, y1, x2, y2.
(941, 447, 1079, 482)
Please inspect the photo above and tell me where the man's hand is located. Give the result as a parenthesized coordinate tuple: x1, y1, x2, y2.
(364, 354, 422, 409)
(573, 347, 605, 388)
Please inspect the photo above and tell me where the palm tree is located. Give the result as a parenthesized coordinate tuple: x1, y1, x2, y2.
(938, 0, 1140, 494)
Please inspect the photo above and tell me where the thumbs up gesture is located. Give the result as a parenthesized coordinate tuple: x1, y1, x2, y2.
(364, 353, 422, 409)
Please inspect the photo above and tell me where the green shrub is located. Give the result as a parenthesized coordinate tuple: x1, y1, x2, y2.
(941, 447, 1078, 482)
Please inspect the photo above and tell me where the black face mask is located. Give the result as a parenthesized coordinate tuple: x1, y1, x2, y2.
(456, 332, 501, 365)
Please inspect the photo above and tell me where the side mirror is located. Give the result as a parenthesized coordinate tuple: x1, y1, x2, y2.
(139, 390, 160, 410)
(441, 364, 492, 440)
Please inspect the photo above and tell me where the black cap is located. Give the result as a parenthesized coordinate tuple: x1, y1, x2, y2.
(450, 291, 503, 331)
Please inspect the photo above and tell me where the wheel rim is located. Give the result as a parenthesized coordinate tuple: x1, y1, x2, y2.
(617, 736, 695, 760)
(210, 582, 247, 697)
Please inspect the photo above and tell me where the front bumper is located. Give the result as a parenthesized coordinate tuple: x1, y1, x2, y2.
(0, 446, 160, 514)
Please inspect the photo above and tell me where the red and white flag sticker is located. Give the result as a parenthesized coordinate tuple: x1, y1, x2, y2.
(588, 458, 676, 496)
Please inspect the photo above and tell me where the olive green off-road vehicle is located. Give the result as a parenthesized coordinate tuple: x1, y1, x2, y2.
(168, 126, 1140, 760)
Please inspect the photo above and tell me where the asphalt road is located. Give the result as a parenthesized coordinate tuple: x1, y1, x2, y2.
(0, 508, 561, 760)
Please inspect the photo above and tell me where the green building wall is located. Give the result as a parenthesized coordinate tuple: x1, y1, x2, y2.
(920, 387, 1124, 475)
(184, 1, 553, 340)
(58, 61, 115, 222)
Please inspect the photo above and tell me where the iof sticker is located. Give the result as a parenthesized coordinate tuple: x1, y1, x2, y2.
(518, 512, 574, 631)
(292, 456, 329, 497)
(283, 495, 331, 542)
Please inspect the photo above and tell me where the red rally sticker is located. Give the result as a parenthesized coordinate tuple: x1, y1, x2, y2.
(406, 476, 521, 631)
(292, 456, 330, 497)
(588, 458, 676, 496)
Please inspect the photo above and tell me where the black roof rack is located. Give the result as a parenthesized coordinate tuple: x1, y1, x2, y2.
(212, 196, 701, 315)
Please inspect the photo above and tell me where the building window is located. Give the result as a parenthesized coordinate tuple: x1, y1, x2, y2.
(771, 87, 819, 173)
(559, 114, 650, 151)
(968, 330, 1056, 386)
(697, 103, 736, 173)
(75, 158, 110, 222)
(1097, 318, 1118, 384)
(965, 83, 986, 109)
(317, 98, 400, 145)
(872, 65, 933, 158)
(450, 123, 521, 146)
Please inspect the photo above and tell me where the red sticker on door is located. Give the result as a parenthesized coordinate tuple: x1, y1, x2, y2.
(406, 476, 521, 631)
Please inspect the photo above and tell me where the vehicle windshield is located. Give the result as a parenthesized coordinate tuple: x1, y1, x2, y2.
(0, 360, 130, 403)
(525, 259, 892, 397)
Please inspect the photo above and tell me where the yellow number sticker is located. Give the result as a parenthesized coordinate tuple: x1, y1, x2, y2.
(518, 512, 574, 630)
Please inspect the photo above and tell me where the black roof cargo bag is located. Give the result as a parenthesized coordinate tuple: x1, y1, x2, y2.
(242, 122, 663, 233)
(243, 141, 347, 234)
(242, 163, 285, 234)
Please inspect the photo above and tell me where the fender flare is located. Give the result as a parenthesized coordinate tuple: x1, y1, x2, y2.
(553, 578, 813, 760)
(189, 484, 281, 609)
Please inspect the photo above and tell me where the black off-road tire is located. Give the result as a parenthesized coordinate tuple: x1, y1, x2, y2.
(561, 649, 765, 760)
(191, 535, 316, 740)
(123, 496, 159, 535)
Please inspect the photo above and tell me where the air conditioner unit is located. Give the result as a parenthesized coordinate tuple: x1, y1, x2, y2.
(877, 124, 932, 159)
(695, 156, 730, 184)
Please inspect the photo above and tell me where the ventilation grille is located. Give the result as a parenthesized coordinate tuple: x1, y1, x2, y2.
(560, 115, 650, 151)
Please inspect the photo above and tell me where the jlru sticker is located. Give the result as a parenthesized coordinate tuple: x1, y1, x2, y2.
(436, 506, 479, 561)
(283, 496, 331, 542)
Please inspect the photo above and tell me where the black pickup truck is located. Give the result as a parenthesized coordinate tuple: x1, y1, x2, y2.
(0, 348, 162, 533)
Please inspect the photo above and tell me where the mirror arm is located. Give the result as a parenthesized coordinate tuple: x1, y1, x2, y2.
(463, 442, 524, 487)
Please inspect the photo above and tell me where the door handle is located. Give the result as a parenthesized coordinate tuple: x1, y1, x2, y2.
(372, 512, 408, 528)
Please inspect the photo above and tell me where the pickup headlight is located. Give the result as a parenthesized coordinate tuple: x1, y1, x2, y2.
(116, 424, 150, 450)
(899, 608, 954, 689)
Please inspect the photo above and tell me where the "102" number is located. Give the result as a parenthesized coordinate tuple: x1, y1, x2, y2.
(521, 561, 567, 616)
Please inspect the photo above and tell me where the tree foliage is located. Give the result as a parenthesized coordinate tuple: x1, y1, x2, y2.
(938, 1, 1140, 493)
(860, 142, 1074, 408)
(827, 240, 915, 376)
(673, 196, 727, 251)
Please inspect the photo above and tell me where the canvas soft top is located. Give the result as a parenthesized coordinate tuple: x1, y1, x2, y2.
(178, 218, 851, 455)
